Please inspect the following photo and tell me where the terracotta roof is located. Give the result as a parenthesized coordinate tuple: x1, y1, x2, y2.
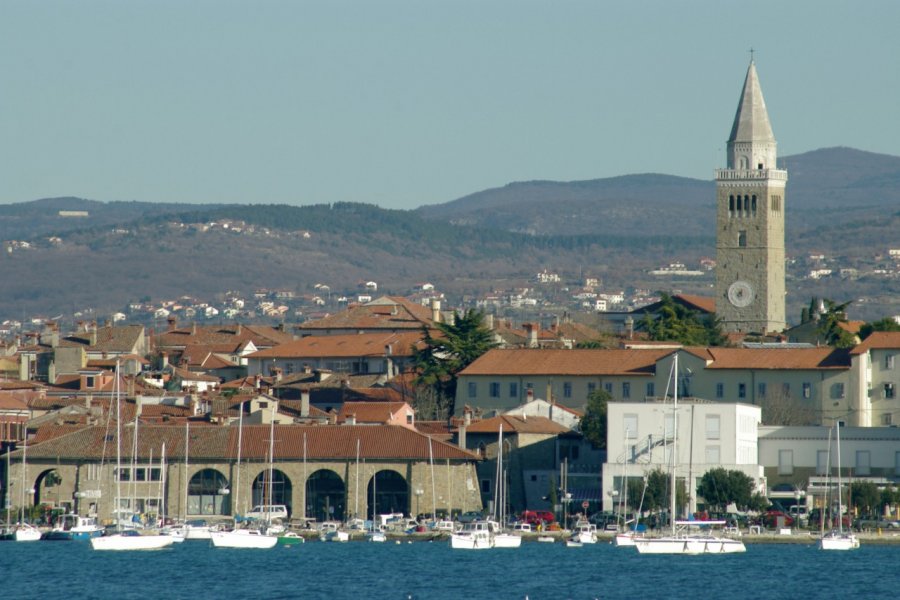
(464, 415, 570, 435)
(0, 392, 29, 411)
(459, 348, 670, 377)
(0, 380, 44, 391)
(338, 401, 411, 424)
(850, 331, 900, 355)
(690, 347, 850, 369)
(155, 324, 293, 350)
(248, 331, 425, 359)
(296, 296, 435, 332)
(673, 294, 716, 314)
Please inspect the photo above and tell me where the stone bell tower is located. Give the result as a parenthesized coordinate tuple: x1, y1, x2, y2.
(715, 60, 787, 334)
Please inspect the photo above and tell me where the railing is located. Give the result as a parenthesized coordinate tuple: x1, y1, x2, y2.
(615, 433, 671, 464)
(715, 168, 787, 181)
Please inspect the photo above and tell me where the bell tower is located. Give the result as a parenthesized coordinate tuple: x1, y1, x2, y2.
(715, 60, 787, 334)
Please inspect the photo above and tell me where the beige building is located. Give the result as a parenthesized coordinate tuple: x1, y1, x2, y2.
(5, 423, 481, 524)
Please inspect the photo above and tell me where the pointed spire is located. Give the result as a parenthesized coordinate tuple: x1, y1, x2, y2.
(729, 60, 775, 144)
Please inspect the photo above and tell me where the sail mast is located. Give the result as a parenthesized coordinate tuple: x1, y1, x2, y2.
(670, 353, 678, 535)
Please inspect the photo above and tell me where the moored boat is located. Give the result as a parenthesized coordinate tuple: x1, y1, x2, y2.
(91, 530, 176, 551)
(42, 514, 104, 541)
(211, 527, 278, 549)
(450, 520, 494, 550)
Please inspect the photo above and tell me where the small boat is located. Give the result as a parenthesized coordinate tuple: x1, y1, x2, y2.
(572, 523, 598, 545)
(211, 527, 278, 549)
(91, 530, 175, 551)
(537, 535, 555, 543)
(566, 539, 583, 548)
(42, 514, 104, 541)
(450, 520, 494, 550)
(322, 529, 350, 542)
(367, 529, 387, 543)
(819, 423, 860, 551)
(277, 531, 306, 546)
(183, 519, 215, 540)
(1, 524, 42, 542)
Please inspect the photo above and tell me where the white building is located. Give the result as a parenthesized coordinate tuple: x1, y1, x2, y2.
(603, 399, 764, 514)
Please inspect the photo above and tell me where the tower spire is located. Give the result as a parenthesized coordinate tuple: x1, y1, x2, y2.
(726, 60, 776, 170)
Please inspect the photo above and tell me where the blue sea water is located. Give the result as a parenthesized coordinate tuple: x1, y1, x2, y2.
(0, 539, 895, 600)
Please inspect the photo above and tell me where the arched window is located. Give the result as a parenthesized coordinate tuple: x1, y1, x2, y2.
(251, 468, 293, 514)
(306, 469, 346, 523)
(367, 470, 410, 520)
(188, 469, 229, 516)
(729, 195, 735, 216)
(751, 195, 757, 215)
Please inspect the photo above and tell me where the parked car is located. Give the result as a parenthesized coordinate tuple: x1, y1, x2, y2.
(521, 510, 556, 526)
(245, 504, 289, 520)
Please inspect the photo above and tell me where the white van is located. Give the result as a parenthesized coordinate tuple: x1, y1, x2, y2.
(245, 505, 289, 520)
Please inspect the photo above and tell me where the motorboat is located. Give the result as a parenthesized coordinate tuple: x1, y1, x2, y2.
(91, 530, 176, 551)
(450, 520, 494, 550)
(42, 514, 103, 541)
(211, 527, 278, 549)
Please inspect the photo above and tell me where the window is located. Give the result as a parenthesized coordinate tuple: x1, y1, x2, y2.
(570, 446, 580, 460)
(587, 382, 596, 395)
(664, 413, 675, 438)
(481, 479, 491, 494)
(882, 413, 893, 426)
(885, 383, 896, 399)
(758, 382, 767, 397)
(509, 382, 518, 398)
(705, 445, 720, 464)
(604, 382, 613, 394)
(646, 382, 655, 397)
(772, 195, 781, 212)
(622, 382, 630, 399)
(705, 415, 720, 440)
(778, 450, 794, 475)
(468, 382, 477, 398)
(623, 414, 638, 439)
(738, 230, 747, 247)
(115, 468, 131, 482)
(802, 383, 811, 399)
(782, 383, 791, 397)
(886, 354, 895, 370)
(832, 383, 845, 399)
(563, 382, 572, 399)
(738, 383, 746, 399)
(489, 382, 500, 398)
(856, 451, 871, 476)
(816, 450, 829, 475)
(716, 383, 724, 399)
(751, 195, 757, 215)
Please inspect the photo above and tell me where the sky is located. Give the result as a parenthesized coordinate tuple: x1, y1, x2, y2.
(2, 1, 899, 210)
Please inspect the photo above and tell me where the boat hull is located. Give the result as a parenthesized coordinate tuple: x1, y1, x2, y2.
(211, 529, 278, 549)
(450, 532, 493, 549)
(91, 533, 175, 551)
(819, 533, 860, 551)
(635, 536, 746, 555)
(493, 533, 522, 548)
(42, 529, 103, 541)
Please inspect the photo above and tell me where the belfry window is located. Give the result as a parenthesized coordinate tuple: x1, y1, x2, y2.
(751, 195, 757, 216)
(738, 230, 747, 247)
(729, 195, 735, 216)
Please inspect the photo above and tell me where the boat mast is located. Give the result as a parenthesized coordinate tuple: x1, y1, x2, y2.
(429, 435, 436, 522)
(235, 400, 244, 517)
(267, 407, 275, 524)
(355, 438, 360, 520)
(159, 442, 167, 525)
(114, 360, 122, 533)
(183, 420, 189, 521)
(670, 353, 678, 535)
(836, 422, 843, 535)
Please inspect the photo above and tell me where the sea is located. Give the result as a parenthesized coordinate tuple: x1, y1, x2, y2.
(0, 539, 894, 600)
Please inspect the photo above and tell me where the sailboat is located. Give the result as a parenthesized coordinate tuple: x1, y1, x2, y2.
(92, 363, 175, 550)
(634, 353, 746, 555)
(367, 459, 386, 543)
(492, 425, 521, 549)
(211, 409, 277, 549)
(819, 422, 860, 551)
(1, 432, 41, 542)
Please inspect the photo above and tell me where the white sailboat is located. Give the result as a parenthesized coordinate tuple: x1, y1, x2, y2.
(92, 362, 174, 551)
(492, 425, 521, 549)
(211, 408, 277, 549)
(634, 353, 746, 555)
(367, 456, 386, 543)
(2, 434, 41, 542)
(819, 422, 860, 551)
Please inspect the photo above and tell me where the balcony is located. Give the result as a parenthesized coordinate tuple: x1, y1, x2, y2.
(715, 169, 788, 181)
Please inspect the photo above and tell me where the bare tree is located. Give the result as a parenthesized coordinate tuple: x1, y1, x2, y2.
(757, 388, 818, 426)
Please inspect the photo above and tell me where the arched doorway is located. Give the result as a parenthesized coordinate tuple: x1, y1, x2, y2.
(306, 469, 345, 523)
(188, 469, 229, 516)
(251, 468, 292, 514)
(34, 469, 63, 508)
(367, 470, 409, 520)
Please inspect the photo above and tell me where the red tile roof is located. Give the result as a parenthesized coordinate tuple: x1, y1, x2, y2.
(337, 401, 411, 424)
(688, 346, 850, 369)
(464, 415, 570, 435)
(296, 296, 435, 332)
(249, 331, 425, 359)
(850, 331, 900, 355)
(459, 348, 671, 377)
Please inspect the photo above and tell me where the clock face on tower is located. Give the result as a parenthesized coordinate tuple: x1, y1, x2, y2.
(727, 280, 754, 308)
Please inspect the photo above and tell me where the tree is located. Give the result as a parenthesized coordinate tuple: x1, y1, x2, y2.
(644, 468, 687, 519)
(638, 293, 727, 346)
(859, 317, 900, 341)
(850, 480, 881, 518)
(412, 309, 497, 418)
(816, 298, 856, 348)
(579, 388, 610, 449)
(696, 468, 755, 512)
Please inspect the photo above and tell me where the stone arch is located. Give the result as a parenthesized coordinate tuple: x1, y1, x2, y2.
(367, 470, 409, 520)
(306, 469, 346, 522)
(250, 468, 293, 515)
(33, 468, 62, 507)
(188, 468, 229, 516)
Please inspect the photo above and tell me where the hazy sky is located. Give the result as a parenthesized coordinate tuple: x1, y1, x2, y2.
(2, 1, 898, 210)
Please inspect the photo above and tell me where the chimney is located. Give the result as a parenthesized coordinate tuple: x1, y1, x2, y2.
(301, 389, 310, 418)
(431, 298, 441, 324)
(625, 316, 634, 340)
(135, 395, 143, 418)
(191, 323, 198, 335)
(235, 323, 242, 335)
(255, 374, 261, 390)
(526, 387, 534, 403)
(524, 323, 538, 348)
(167, 316, 177, 331)
(546, 382, 552, 404)
(303, 364, 312, 375)
(346, 413, 356, 425)
(485, 313, 494, 330)
(457, 422, 466, 450)
(161, 351, 169, 369)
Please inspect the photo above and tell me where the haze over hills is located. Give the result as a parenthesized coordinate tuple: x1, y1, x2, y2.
(1, 146, 899, 324)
